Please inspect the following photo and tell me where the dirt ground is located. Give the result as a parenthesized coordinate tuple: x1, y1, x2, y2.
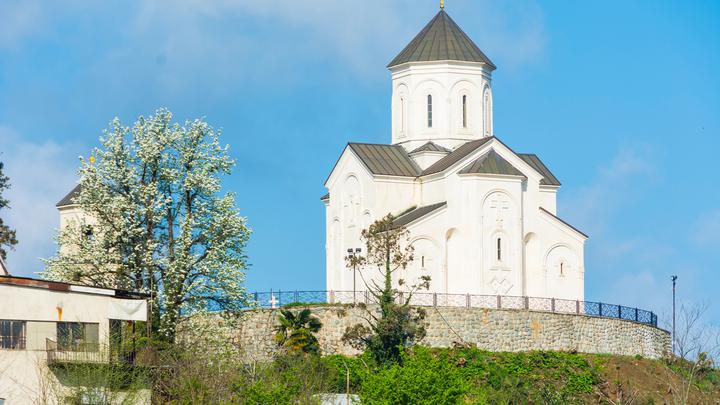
(586, 355, 720, 404)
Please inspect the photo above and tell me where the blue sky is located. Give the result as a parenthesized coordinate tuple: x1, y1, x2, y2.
(1, 1, 718, 325)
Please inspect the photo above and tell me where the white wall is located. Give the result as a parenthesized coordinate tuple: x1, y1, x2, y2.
(324, 140, 587, 303)
(390, 61, 494, 151)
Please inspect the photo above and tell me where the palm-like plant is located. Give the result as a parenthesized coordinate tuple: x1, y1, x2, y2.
(274, 308, 323, 355)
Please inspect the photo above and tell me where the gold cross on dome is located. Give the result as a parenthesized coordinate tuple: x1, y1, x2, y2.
(440, 0, 444, 9)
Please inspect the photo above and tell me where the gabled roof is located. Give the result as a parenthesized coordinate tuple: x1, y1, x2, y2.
(459, 149, 525, 178)
(392, 202, 447, 229)
(57, 184, 81, 207)
(422, 136, 495, 175)
(348, 143, 421, 177)
(409, 141, 451, 154)
(539, 207, 588, 239)
(518, 154, 561, 186)
(388, 10, 496, 69)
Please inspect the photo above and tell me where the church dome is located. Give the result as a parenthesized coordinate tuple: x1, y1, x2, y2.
(388, 9, 496, 69)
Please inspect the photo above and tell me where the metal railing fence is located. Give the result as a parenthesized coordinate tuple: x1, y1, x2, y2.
(248, 290, 658, 328)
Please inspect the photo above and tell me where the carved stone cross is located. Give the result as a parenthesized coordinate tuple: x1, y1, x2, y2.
(489, 194, 509, 227)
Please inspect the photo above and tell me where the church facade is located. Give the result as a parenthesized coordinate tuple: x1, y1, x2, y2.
(323, 8, 587, 301)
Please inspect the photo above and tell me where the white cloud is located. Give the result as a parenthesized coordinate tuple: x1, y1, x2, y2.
(562, 147, 656, 236)
(0, 1, 44, 49)
(0, 127, 82, 276)
(692, 209, 720, 247)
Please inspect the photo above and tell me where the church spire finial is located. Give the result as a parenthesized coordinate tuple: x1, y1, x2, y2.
(440, 0, 444, 9)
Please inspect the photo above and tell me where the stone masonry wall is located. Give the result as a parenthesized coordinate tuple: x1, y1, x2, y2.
(233, 305, 670, 362)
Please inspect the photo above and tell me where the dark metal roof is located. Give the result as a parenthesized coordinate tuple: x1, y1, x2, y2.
(348, 143, 421, 177)
(422, 136, 494, 175)
(518, 154, 561, 186)
(393, 202, 447, 229)
(56, 184, 81, 207)
(388, 10, 496, 69)
(409, 141, 451, 154)
(539, 207, 588, 238)
(0, 274, 150, 299)
(459, 149, 525, 178)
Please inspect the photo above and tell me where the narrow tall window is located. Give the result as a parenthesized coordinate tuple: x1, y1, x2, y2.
(400, 97, 405, 133)
(497, 238, 502, 261)
(462, 95, 467, 128)
(421, 255, 425, 268)
(560, 262, 564, 276)
(427, 94, 433, 128)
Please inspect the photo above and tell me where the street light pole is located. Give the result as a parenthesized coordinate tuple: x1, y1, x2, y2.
(346, 248, 361, 303)
(671, 275, 678, 355)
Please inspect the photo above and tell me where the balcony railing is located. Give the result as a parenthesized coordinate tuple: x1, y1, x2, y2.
(46, 338, 105, 364)
(248, 290, 659, 328)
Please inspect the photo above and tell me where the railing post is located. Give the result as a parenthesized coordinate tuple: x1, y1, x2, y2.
(634, 307, 638, 322)
(496, 295, 501, 309)
(618, 305, 622, 319)
(466, 294, 470, 308)
(365, 290, 369, 305)
(294, 290, 299, 303)
(551, 298, 555, 312)
(279, 290, 282, 307)
(576, 300, 580, 314)
(599, 302, 603, 317)
(253, 292, 258, 302)
(433, 292, 437, 307)
(329, 290, 335, 304)
(524, 296, 529, 310)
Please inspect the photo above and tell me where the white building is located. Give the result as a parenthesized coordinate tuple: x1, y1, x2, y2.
(323, 8, 587, 301)
(0, 274, 148, 404)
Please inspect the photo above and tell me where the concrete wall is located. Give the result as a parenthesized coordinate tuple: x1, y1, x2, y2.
(231, 306, 670, 363)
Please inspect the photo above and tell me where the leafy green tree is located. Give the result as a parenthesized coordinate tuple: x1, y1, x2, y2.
(43, 108, 251, 342)
(342, 214, 430, 364)
(274, 308, 323, 355)
(0, 160, 18, 261)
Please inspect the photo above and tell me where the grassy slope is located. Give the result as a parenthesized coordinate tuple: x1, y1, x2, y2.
(322, 347, 720, 404)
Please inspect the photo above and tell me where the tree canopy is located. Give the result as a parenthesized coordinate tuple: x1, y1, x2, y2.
(0, 160, 18, 261)
(44, 108, 251, 341)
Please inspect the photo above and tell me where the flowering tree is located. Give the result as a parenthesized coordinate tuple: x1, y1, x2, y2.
(0, 160, 18, 261)
(43, 108, 251, 341)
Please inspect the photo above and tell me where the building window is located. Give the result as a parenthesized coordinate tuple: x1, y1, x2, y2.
(560, 261, 565, 276)
(497, 238, 502, 261)
(0, 320, 26, 350)
(427, 94, 433, 128)
(462, 95, 467, 128)
(57, 322, 99, 352)
(400, 97, 405, 133)
(421, 255, 425, 268)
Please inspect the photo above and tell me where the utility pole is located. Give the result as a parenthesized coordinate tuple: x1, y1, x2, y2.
(671, 275, 678, 355)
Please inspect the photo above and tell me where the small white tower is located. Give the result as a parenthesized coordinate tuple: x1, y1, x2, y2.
(389, 8, 496, 152)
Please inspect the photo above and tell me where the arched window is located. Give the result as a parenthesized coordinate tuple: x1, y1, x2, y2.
(427, 95, 433, 128)
(462, 95, 467, 128)
(559, 261, 565, 276)
(497, 237, 502, 261)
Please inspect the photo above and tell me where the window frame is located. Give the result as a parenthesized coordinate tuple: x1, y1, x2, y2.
(0, 320, 26, 350)
(427, 94, 433, 128)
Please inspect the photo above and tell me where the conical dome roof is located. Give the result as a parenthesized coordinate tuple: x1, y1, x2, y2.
(388, 9, 495, 69)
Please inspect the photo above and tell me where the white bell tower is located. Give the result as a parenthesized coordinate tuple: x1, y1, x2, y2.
(389, 8, 496, 152)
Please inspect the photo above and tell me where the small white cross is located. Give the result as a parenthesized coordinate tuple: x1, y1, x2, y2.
(269, 294, 279, 308)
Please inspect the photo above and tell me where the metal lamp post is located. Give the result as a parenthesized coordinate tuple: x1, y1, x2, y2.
(347, 248, 361, 303)
(671, 275, 677, 354)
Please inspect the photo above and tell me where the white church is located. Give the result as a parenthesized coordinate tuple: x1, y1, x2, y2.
(323, 7, 588, 301)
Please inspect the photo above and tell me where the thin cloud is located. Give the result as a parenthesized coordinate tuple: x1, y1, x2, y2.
(0, 126, 82, 276)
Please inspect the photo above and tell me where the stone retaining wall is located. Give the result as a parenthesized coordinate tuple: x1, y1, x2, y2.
(233, 305, 670, 362)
